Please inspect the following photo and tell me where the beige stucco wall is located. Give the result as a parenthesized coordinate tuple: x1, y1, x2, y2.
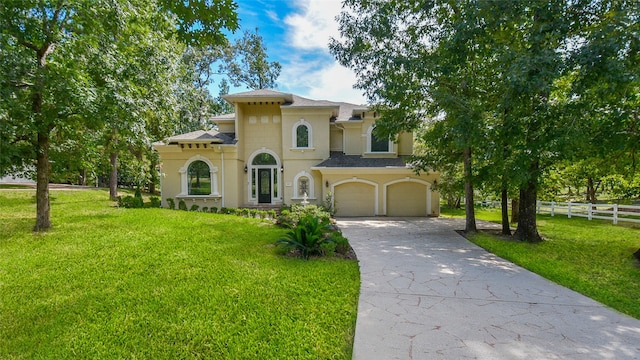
(338, 121, 364, 155)
(155, 96, 439, 215)
(329, 125, 344, 152)
(240, 103, 283, 158)
(155, 144, 242, 210)
(397, 132, 414, 156)
(315, 169, 440, 217)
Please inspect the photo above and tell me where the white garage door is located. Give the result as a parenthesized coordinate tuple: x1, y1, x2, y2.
(334, 182, 375, 217)
(387, 182, 427, 217)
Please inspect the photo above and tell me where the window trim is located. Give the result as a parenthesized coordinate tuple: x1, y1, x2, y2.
(178, 154, 219, 197)
(366, 125, 394, 153)
(291, 118, 314, 150)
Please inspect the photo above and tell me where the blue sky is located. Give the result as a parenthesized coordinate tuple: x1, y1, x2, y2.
(224, 0, 367, 104)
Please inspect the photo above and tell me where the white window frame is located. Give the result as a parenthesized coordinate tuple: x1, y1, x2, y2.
(366, 125, 394, 153)
(291, 118, 314, 150)
(178, 154, 219, 197)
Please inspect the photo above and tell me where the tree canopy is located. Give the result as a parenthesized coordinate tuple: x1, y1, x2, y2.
(0, 0, 265, 231)
(331, 0, 639, 242)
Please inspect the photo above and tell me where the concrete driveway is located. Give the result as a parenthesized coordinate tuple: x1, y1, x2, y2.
(337, 217, 640, 360)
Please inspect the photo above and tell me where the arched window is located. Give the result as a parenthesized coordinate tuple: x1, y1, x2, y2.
(252, 152, 277, 165)
(368, 125, 391, 153)
(296, 125, 309, 147)
(292, 119, 313, 149)
(188, 161, 210, 195)
(178, 155, 219, 197)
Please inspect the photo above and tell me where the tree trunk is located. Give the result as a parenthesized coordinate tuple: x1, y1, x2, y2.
(34, 130, 52, 231)
(501, 186, 511, 235)
(109, 150, 118, 200)
(513, 177, 542, 243)
(32, 63, 51, 231)
(148, 160, 157, 194)
(79, 169, 87, 186)
(463, 147, 477, 233)
(586, 177, 597, 204)
(511, 198, 519, 223)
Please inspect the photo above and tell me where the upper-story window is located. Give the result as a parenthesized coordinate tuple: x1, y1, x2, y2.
(188, 160, 211, 195)
(368, 125, 392, 153)
(292, 119, 312, 149)
(297, 125, 309, 147)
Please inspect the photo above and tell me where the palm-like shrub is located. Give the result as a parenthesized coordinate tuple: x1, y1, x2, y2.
(276, 215, 332, 260)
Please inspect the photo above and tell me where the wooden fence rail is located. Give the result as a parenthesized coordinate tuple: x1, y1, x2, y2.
(536, 201, 640, 225)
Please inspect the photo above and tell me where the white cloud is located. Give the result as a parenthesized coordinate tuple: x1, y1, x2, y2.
(279, 0, 366, 104)
(265, 9, 280, 23)
(284, 0, 343, 52)
(279, 59, 367, 105)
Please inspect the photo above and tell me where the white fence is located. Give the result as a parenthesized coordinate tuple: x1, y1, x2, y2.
(536, 201, 640, 225)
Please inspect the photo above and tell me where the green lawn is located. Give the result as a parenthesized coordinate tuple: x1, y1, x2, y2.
(0, 189, 360, 359)
(442, 206, 640, 319)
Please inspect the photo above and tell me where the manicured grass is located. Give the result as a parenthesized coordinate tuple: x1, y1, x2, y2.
(443, 206, 640, 319)
(0, 190, 360, 359)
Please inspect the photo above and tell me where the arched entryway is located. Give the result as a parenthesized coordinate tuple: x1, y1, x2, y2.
(247, 149, 282, 204)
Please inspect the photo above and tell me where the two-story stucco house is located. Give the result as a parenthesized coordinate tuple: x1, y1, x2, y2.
(153, 89, 439, 217)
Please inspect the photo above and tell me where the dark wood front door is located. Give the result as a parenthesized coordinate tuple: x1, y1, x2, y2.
(258, 169, 272, 203)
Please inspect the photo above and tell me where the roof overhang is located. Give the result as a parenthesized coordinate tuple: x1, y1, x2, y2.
(222, 92, 293, 105)
(310, 166, 414, 175)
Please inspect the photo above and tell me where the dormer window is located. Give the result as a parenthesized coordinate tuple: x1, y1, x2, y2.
(292, 119, 313, 149)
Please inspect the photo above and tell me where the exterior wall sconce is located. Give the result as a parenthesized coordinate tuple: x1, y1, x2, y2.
(280, 166, 284, 172)
(325, 180, 329, 188)
(244, 165, 248, 173)
(433, 180, 437, 186)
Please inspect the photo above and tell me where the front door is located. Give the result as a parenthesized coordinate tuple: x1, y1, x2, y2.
(258, 169, 272, 203)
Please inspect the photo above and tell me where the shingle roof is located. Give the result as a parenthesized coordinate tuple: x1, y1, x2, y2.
(222, 89, 294, 103)
(166, 130, 236, 145)
(314, 152, 412, 168)
(221, 89, 368, 122)
(211, 113, 235, 121)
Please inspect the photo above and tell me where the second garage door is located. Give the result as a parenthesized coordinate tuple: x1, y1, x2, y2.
(386, 181, 428, 216)
(334, 182, 375, 217)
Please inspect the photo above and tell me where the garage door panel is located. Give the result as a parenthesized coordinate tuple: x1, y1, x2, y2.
(387, 182, 427, 216)
(335, 182, 375, 217)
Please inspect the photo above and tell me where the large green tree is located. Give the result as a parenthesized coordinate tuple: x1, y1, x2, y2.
(330, 1, 502, 233)
(176, 29, 281, 134)
(223, 28, 282, 90)
(568, 0, 640, 201)
(0, 0, 238, 231)
(331, 0, 635, 242)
